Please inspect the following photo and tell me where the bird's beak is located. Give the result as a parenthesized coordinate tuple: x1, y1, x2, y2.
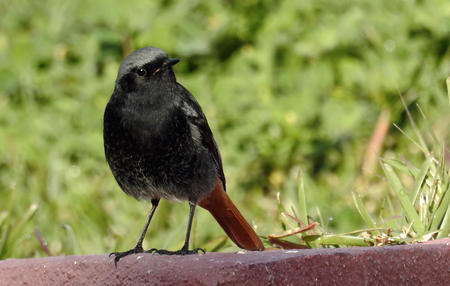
(165, 58, 180, 67)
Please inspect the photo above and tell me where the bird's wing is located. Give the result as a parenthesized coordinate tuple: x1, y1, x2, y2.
(176, 84, 226, 190)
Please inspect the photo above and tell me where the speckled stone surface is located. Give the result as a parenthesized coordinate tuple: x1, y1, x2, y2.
(1, 239, 449, 285)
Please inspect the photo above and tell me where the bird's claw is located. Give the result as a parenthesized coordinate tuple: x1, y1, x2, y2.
(109, 246, 144, 267)
(146, 247, 205, 255)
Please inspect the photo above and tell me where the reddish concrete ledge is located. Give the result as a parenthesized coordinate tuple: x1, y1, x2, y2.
(1, 239, 449, 285)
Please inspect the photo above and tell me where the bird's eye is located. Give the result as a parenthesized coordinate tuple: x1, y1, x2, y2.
(137, 68, 147, 76)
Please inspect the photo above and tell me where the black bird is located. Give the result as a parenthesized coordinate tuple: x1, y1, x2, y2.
(104, 47, 264, 265)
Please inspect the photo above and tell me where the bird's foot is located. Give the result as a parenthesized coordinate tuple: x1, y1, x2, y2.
(109, 245, 144, 267)
(146, 247, 205, 255)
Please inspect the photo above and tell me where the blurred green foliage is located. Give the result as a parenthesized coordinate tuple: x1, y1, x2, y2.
(0, 0, 449, 258)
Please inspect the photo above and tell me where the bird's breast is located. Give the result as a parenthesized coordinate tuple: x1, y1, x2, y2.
(104, 102, 215, 202)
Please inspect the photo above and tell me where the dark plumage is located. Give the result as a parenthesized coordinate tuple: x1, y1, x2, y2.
(104, 47, 263, 266)
(104, 47, 223, 203)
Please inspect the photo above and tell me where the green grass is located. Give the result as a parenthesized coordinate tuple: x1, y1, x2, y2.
(270, 89, 450, 248)
(0, 0, 449, 258)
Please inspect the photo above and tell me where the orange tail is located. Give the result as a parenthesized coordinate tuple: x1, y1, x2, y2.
(198, 179, 264, 251)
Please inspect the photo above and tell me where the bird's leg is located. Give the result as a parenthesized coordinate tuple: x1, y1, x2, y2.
(110, 198, 160, 266)
(148, 201, 205, 255)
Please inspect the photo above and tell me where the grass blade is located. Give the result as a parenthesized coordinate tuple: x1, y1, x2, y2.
(280, 212, 302, 231)
(304, 234, 371, 246)
(8, 203, 39, 244)
(62, 224, 81, 254)
(416, 104, 440, 147)
(0, 224, 10, 258)
(430, 184, 450, 233)
(0, 211, 8, 229)
(297, 171, 308, 227)
(381, 157, 417, 176)
(393, 123, 427, 155)
(381, 163, 425, 234)
(447, 76, 450, 109)
(399, 94, 430, 156)
(352, 192, 379, 234)
(437, 201, 450, 238)
(411, 158, 431, 204)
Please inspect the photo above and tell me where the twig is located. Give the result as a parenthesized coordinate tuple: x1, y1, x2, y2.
(34, 229, 52, 256)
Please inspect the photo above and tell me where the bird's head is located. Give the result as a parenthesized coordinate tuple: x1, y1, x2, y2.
(115, 47, 180, 93)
